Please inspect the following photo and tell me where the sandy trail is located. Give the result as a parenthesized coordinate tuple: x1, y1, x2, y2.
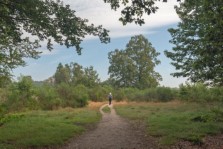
(64, 104, 156, 149)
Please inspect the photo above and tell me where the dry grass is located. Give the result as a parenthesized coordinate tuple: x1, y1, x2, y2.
(87, 101, 107, 110)
(113, 100, 183, 107)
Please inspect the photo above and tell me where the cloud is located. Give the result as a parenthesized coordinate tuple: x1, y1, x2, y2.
(63, 0, 180, 39)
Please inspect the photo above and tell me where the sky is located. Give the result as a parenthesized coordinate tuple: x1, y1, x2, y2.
(13, 0, 187, 87)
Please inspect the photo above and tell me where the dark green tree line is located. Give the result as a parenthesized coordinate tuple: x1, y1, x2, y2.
(54, 62, 100, 88)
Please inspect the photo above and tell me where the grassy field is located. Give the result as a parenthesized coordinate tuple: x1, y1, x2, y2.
(0, 102, 103, 149)
(115, 101, 223, 145)
(101, 105, 111, 113)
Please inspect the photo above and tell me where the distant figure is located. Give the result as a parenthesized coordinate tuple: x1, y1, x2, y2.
(108, 92, 112, 105)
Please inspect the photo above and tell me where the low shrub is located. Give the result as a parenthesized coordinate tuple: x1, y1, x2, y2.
(120, 87, 176, 102)
(179, 83, 223, 102)
(89, 86, 111, 102)
(36, 84, 61, 110)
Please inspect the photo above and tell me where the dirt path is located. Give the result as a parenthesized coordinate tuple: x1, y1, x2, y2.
(64, 104, 157, 149)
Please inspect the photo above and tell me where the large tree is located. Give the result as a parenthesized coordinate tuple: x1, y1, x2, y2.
(108, 35, 162, 89)
(0, 0, 181, 78)
(0, 0, 110, 77)
(164, 0, 223, 86)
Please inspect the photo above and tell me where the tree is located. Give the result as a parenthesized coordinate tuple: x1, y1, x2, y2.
(164, 0, 223, 86)
(70, 62, 85, 85)
(104, 0, 181, 25)
(54, 63, 71, 84)
(83, 66, 100, 88)
(108, 35, 162, 89)
(0, 0, 181, 78)
(0, 0, 110, 77)
(70, 63, 100, 87)
(54, 62, 100, 87)
(104, 0, 158, 25)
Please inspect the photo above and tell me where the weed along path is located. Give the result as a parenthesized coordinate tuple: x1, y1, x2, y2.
(64, 104, 157, 149)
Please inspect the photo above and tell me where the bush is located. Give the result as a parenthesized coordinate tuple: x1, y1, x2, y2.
(5, 78, 40, 111)
(36, 84, 61, 110)
(56, 84, 89, 108)
(0, 88, 8, 103)
(156, 87, 175, 102)
(179, 83, 223, 102)
(72, 85, 89, 107)
(114, 89, 126, 101)
(109, 87, 176, 102)
(89, 86, 110, 102)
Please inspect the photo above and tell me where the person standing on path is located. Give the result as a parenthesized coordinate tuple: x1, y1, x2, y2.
(108, 92, 112, 105)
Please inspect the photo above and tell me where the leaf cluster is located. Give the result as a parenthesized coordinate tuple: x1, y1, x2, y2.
(54, 62, 100, 88)
(165, 0, 223, 86)
(104, 0, 158, 25)
(108, 35, 162, 89)
(0, 0, 110, 77)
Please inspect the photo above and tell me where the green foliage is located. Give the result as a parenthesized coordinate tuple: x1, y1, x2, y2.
(72, 85, 89, 107)
(165, 0, 223, 86)
(0, 88, 8, 103)
(112, 87, 176, 102)
(108, 35, 162, 89)
(56, 83, 89, 108)
(36, 84, 61, 110)
(89, 85, 111, 102)
(115, 102, 223, 145)
(104, 0, 182, 25)
(0, 0, 110, 77)
(54, 63, 71, 84)
(104, 0, 158, 25)
(0, 113, 24, 126)
(179, 83, 223, 102)
(114, 89, 126, 101)
(4, 76, 39, 111)
(0, 108, 100, 148)
(102, 105, 111, 113)
(0, 76, 11, 88)
(54, 62, 100, 88)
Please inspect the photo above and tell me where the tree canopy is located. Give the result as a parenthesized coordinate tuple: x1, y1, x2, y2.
(54, 62, 100, 88)
(0, 0, 181, 79)
(104, 0, 181, 25)
(0, 0, 110, 77)
(108, 35, 162, 89)
(164, 0, 223, 86)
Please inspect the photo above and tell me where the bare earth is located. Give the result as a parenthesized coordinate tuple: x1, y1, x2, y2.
(64, 104, 158, 149)
(62, 103, 223, 149)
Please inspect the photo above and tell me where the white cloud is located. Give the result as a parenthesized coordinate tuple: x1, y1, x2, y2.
(63, 0, 180, 39)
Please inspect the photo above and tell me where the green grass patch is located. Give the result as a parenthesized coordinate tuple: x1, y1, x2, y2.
(102, 105, 111, 113)
(115, 101, 223, 145)
(0, 107, 101, 148)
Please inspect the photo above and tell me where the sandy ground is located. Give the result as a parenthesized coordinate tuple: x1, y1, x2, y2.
(64, 104, 158, 149)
